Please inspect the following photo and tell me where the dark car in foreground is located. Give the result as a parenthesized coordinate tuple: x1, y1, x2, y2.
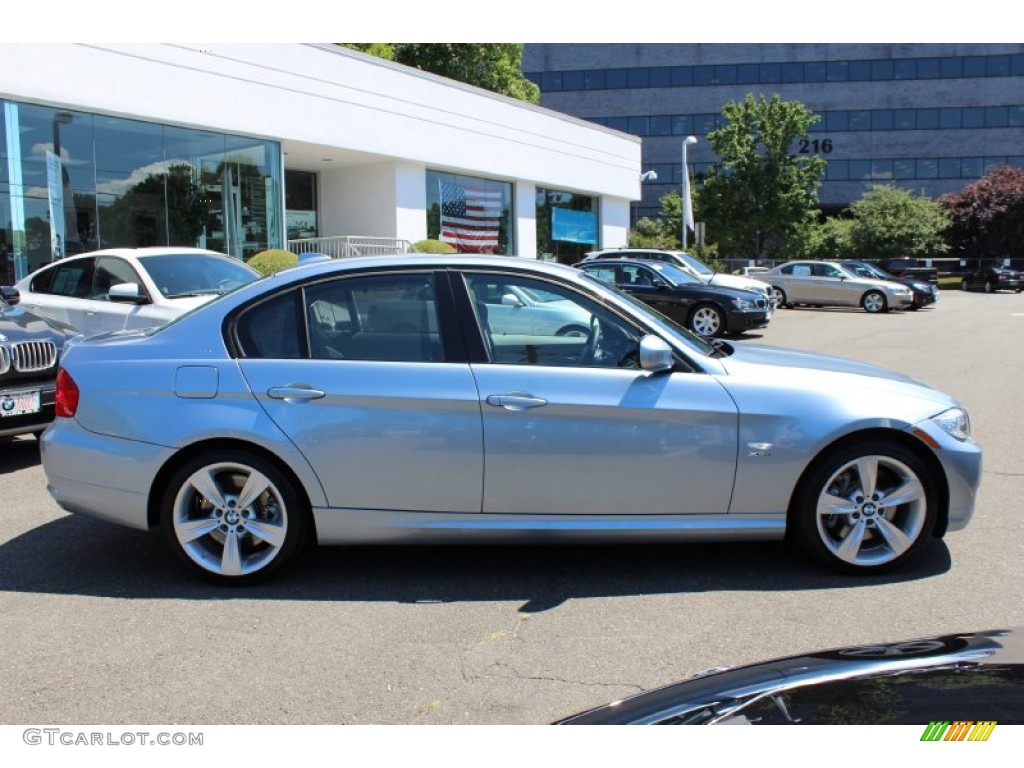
(575, 259, 770, 337)
(42, 255, 980, 584)
(961, 266, 1022, 293)
(1, 287, 76, 439)
(841, 260, 939, 310)
(556, 628, 1024, 725)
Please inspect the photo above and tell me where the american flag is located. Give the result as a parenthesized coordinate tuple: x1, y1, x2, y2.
(439, 181, 502, 253)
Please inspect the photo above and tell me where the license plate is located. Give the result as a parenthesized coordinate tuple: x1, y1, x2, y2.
(1, 390, 41, 417)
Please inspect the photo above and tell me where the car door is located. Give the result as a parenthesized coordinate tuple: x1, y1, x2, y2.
(459, 270, 739, 516)
(235, 270, 484, 513)
(83, 256, 151, 333)
(811, 263, 856, 306)
(19, 257, 96, 332)
(621, 263, 694, 325)
(779, 263, 814, 303)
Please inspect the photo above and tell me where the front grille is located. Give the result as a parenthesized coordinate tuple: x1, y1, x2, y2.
(12, 341, 58, 372)
(0, 345, 9, 374)
(754, 298, 767, 309)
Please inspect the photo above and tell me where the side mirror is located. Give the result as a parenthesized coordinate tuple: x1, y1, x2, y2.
(108, 282, 149, 304)
(0, 286, 20, 305)
(638, 335, 674, 373)
(500, 293, 524, 307)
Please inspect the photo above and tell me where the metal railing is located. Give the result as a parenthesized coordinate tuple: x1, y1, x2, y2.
(286, 236, 413, 259)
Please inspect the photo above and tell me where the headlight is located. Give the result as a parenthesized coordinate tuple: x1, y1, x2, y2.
(932, 408, 971, 442)
(912, 282, 929, 291)
(731, 298, 755, 310)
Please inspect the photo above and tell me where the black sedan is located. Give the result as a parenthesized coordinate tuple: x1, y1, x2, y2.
(575, 259, 770, 338)
(1, 287, 77, 439)
(556, 628, 1024, 725)
(961, 266, 1022, 293)
(841, 260, 939, 310)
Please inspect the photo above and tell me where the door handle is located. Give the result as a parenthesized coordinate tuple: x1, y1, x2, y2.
(486, 394, 548, 411)
(268, 385, 325, 401)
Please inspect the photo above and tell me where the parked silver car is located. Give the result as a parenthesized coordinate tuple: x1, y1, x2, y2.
(42, 256, 981, 584)
(15, 247, 259, 336)
(760, 260, 914, 313)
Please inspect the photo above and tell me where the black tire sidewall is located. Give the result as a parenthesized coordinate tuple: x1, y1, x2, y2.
(159, 449, 309, 585)
(791, 440, 938, 574)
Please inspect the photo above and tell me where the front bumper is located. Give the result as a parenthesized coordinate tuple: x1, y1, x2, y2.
(909, 417, 983, 533)
(0, 382, 56, 438)
(725, 310, 770, 333)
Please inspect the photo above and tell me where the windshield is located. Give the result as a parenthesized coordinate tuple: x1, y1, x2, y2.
(138, 253, 259, 299)
(672, 251, 714, 276)
(846, 262, 888, 280)
(648, 262, 702, 286)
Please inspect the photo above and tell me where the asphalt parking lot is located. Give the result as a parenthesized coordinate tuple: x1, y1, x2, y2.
(1, 289, 1022, 725)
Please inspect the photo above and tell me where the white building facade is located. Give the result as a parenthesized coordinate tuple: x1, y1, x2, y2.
(0, 43, 641, 283)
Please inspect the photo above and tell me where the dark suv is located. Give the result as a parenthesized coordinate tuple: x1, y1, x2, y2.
(961, 266, 1022, 293)
(883, 259, 939, 285)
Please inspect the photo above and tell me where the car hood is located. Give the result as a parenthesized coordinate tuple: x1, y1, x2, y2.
(721, 343, 920, 384)
(708, 273, 768, 293)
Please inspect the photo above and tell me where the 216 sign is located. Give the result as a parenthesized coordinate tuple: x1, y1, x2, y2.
(798, 138, 834, 154)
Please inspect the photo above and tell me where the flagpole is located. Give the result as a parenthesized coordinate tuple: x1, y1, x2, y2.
(681, 135, 697, 250)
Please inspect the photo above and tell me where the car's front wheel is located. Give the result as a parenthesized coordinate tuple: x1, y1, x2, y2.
(160, 450, 309, 585)
(791, 439, 937, 573)
(689, 303, 726, 337)
(861, 290, 888, 313)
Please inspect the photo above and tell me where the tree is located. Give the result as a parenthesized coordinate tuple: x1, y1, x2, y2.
(341, 44, 539, 104)
(941, 166, 1024, 258)
(696, 94, 825, 260)
(806, 216, 855, 261)
(847, 184, 949, 260)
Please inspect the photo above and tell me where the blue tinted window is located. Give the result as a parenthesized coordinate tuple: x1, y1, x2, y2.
(715, 65, 737, 85)
(848, 60, 872, 80)
(826, 160, 848, 180)
(781, 62, 803, 82)
(895, 109, 916, 129)
(988, 56, 1010, 76)
(917, 58, 940, 78)
(917, 109, 939, 129)
(628, 68, 649, 88)
(872, 159, 893, 180)
(1010, 156, 1024, 169)
(894, 160, 916, 179)
(893, 59, 916, 79)
(1010, 106, 1024, 127)
(738, 63, 760, 83)
(940, 108, 961, 129)
(1013, 55, 1024, 76)
(963, 57, 987, 77)
(562, 70, 584, 90)
(672, 115, 693, 135)
(872, 60, 895, 80)
(694, 114, 717, 134)
(693, 65, 713, 85)
(940, 58, 963, 78)
(606, 69, 628, 89)
(760, 63, 782, 83)
(650, 67, 672, 87)
(627, 116, 649, 135)
(849, 110, 871, 130)
(804, 62, 827, 81)
(605, 117, 628, 131)
(985, 106, 1008, 127)
(984, 157, 1007, 172)
(584, 70, 606, 90)
(939, 158, 961, 178)
(961, 157, 984, 177)
(872, 110, 893, 130)
(543, 72, 562, 91)
(962, 108, 985, 128)
(849, 160, 871, 180)
(670, 66, 692, 86)
(826, 111, 849, 131)
(649, 115, 672, 136)
(918, 159, 938, 178)
(827, 61, 849, 81)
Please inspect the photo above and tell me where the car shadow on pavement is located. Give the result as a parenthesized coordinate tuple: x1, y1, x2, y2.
(0, 436, 41, 474)
(0, 514, 952, 608)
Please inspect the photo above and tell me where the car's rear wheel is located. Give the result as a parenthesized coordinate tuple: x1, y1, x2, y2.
(984, 280, 993, 293)
(160, 450, 309, 585)
(861, 290, 888, 313)
(771, 286, 788, 308)
(791, 440, 937, 573)
(961, 279, 970, 291)
(689, 303, 726, 337)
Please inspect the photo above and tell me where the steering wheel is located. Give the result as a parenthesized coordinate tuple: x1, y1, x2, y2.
(577, 316, 601, 365)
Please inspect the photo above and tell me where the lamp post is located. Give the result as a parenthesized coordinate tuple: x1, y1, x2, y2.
(681, 135, 697, 250)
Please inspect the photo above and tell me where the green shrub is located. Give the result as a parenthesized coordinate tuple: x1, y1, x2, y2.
(247, 249, 298, 275)
(411, 239, 458, 254)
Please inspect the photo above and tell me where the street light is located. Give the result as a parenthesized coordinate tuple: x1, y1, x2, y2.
(681, 135, 697, 250)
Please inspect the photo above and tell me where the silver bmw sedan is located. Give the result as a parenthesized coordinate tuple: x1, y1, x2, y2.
(41, 255, 981, 584)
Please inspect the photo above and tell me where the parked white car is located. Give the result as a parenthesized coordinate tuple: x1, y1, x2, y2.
(583, 249, 777, 311)
(15, 248, 259, 336)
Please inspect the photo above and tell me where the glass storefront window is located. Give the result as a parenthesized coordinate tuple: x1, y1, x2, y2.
(285, 170, 318, 240)
(1, 100, 283, 280)
(535, 187, 598, 265)
(425, 170, 513, 255)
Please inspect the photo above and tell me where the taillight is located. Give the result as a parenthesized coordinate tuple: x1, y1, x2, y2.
(55, 367, 79, 418)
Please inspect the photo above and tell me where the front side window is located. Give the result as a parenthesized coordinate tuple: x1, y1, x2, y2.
(92, 256, 145, 300)
(464, 273, 641, 369)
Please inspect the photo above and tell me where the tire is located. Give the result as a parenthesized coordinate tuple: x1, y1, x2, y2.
(771, 286, 789, 308)
(689, 303, 726, 337)
(556, 324, 590, 338)
(861, 290, 888, 314)
(961, 279, 969, 291)
(984, 281, 993, 293)
(791, 439, 937, 574)
(160, 450, 309, 585)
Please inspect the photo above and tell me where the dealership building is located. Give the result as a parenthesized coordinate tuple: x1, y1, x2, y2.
(0, 44, 641, 282)
(522, 43, 1024, 221)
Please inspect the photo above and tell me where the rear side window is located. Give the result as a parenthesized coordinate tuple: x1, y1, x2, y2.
(32, 259, 95, 298)
(235, 290, 303, 359)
